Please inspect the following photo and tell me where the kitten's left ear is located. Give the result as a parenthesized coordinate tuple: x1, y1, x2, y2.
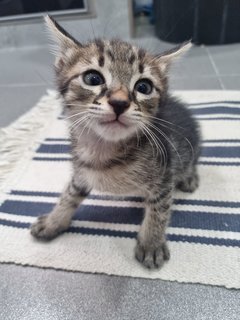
(44, 15, 81, 53)
(156, 42, 192, 73)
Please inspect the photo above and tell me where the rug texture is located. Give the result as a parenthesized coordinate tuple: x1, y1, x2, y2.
(0, 90, 240, 289)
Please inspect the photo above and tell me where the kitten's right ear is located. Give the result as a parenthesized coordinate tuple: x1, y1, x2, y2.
(44, 15, 81, 57)
(156, 42, 192, 74)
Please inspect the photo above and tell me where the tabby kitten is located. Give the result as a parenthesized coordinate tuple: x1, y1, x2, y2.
(31, 15, 201, 269)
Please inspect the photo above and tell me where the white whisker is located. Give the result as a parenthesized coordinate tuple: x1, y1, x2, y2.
(69, 115, 90, 132)
(139, 122, 166, 167)
(139, 124, 155, 157)
(147, 121, 183, 168)
(148, 115, 195, 162)
(77, 117, 92, 144)
(64, 110, 89, 120)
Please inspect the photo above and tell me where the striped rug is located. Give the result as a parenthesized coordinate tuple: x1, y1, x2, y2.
(0, 90, 239, 289)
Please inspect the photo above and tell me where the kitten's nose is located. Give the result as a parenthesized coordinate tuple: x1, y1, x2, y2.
(108, 89, 130, 117)
(108, 99, 130, 117)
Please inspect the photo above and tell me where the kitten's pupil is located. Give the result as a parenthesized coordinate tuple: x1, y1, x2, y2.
(135, 79, 153, 95)
(83, 70, 105, 86)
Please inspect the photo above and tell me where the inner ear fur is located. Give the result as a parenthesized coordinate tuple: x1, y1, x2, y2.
(156, 41, 192, 73)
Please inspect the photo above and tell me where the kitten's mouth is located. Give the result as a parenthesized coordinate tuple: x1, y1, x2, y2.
(99, 119, 128, 128)
(95, 116, 135, 141)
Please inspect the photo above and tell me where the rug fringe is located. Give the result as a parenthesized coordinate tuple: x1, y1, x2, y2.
(0, 90, 62, 192)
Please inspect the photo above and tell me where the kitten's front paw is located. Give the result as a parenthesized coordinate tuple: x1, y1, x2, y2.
(135, 240, 170, 269)
(30, 215, 62, 240)
(177, 171, 199, 193)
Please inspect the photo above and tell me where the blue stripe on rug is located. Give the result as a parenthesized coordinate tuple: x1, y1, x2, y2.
(188, 101, 240, 106)
(1, 218, 240, 247)
(190, 106, 240, 115)
(10, 190, 61, 197)
(37, 144, 71, 153)
(167, 234, 240, 247)
(36, 144, 240, 159)
(198, 161, 240, 166)
(201, 146, 240, 158)
(174, 198, 240, 208)
(1, 200, 240, 232)
(45, 138, 70, 142)
(33, 157, 71, 161)
(196, 117, 240, 120)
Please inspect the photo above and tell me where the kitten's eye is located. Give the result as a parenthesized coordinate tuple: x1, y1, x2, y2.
(134, 79, 153, 95)
(83, 70, 105, 86)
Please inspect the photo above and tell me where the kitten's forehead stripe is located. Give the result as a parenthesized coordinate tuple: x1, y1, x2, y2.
(95, 39, 105, 67)
(107, 49, 115, 61)
(95, 38, 104, 53)
(98, 56, 105, 67)
(109, 39, 134, 63)
(137, 48, 146, 74)
(138, 48, 146, 60)
(139, 63, 144, 74)
(129, 54, 136, 65)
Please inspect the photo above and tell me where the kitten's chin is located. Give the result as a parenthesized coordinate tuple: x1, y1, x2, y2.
(93, 121, 136, 142)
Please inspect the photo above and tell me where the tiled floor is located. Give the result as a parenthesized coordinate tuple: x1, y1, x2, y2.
(1, 17, 240, 320)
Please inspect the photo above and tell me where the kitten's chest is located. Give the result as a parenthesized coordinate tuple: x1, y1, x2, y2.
(74, 136, 140, 194)
(82, 166, 137, 194)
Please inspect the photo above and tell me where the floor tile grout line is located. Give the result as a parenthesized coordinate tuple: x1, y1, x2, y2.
(205, 47, 225, 90)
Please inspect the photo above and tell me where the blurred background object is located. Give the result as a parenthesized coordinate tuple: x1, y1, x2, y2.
(132, 0, 240, 44)
(1, 0, 240, 47)
(0, 0, 87, 20)
(153, 0, 240, 44)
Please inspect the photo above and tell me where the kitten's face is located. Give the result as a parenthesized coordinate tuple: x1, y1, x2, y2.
(58, 40, 167, 142)
(46, 16, 190, 142)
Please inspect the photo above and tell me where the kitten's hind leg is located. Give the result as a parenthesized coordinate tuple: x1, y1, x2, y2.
(176, 165, 199, 193)
(30, 178, 90, 240)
